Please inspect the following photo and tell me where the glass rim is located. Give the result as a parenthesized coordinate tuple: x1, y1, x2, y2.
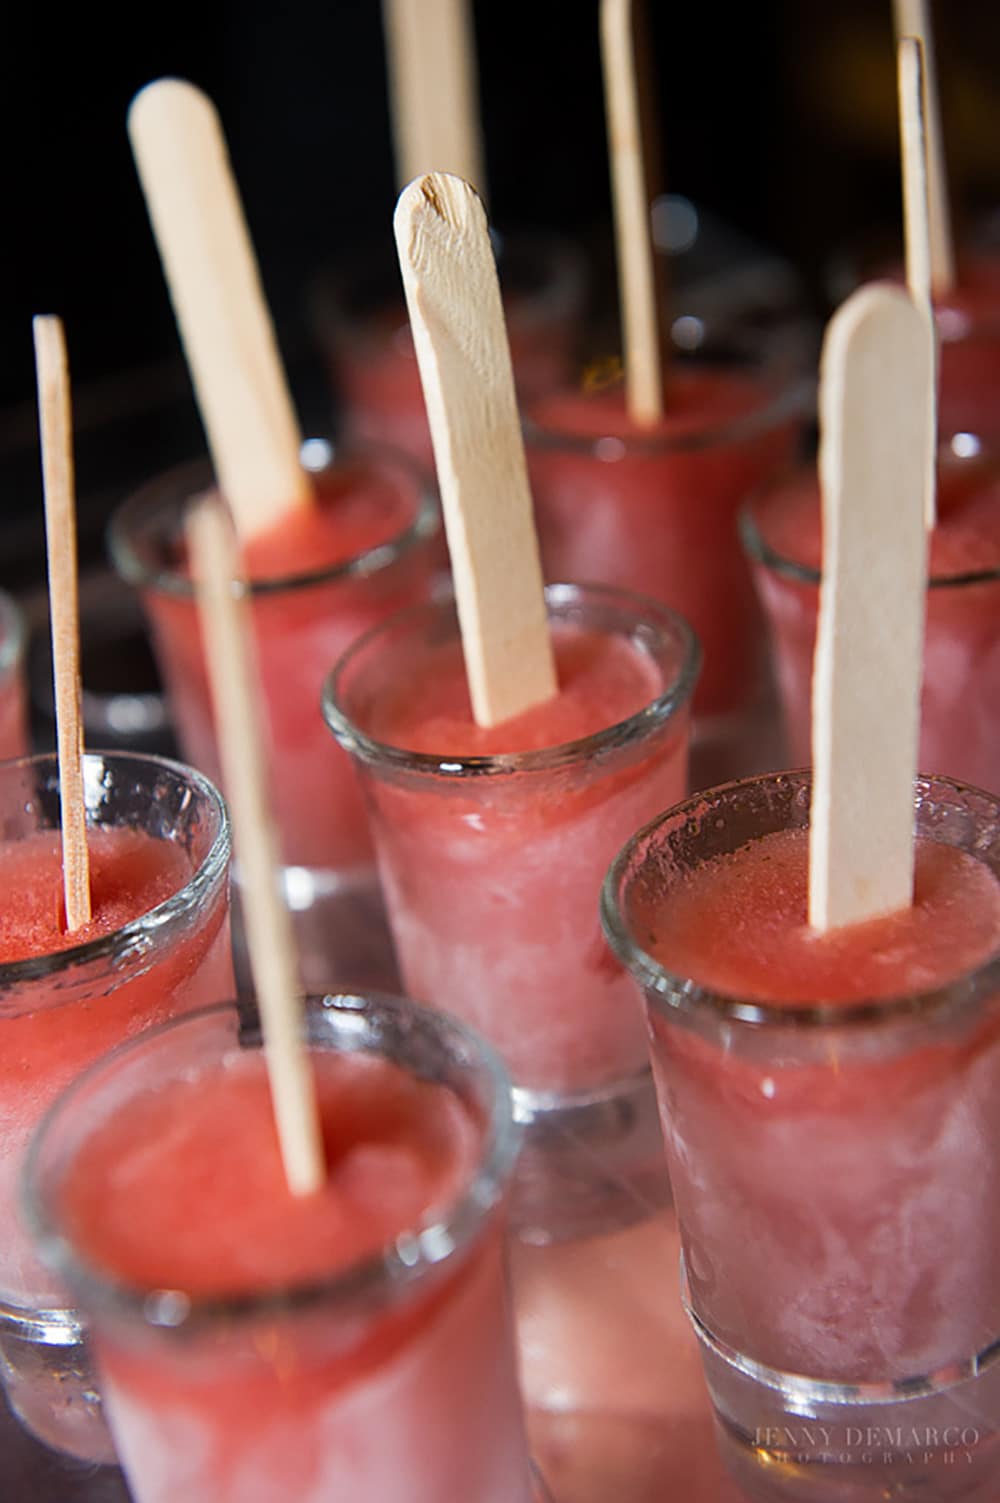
(739, 481, 1000, 590)
(23, 992, 521, 1331)
(0, 589, 26, 679)
(601, 768, 1000, 1030)
(0, 750, 231, 988)
(107, 440, 440, 601)
(522, 364, 811, 457)
(321, 581, 701, 779)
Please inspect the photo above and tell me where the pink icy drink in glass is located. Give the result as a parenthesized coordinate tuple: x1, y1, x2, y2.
(109, 442, 437, 988)
(323, 583, 699, 1108)
(743, 446, 1000, 793)
(24, 994, 538, 1503)
(311, 234, 586, 471)
(603, 769, 1000, 1502)
(0, 751, 232, 1461)
(523, 362, 803, 726)
(0, 590, 28, 761)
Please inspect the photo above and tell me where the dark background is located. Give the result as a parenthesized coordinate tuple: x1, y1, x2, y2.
(3, 0, 999, 546)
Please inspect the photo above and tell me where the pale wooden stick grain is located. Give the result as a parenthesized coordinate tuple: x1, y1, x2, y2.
(188, 497, 324, 1197)
(129, 80, 311, 541)
(809, 285, 934, 931)
(601, 0, 664, 424)
(893, 0, 955, 293)
(394, 172, 556, 726)
(897, 36, 939, 526)
(382, 0, 486, 196)
(33, 316, 91, 931)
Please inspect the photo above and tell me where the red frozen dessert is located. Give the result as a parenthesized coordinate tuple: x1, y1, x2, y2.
(525, 370, 801, 721)
(604, 771, 1000, 1500)
(27, 998, 535, 1503)
(1, 818, 231, 1308)
(0, 752, 231, 1459)
(324, 585, 698, 1096)
(111, 447, 437, 879)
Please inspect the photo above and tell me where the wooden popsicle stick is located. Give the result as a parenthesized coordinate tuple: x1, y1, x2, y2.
(394, 173, 556, 727)
(892, 0, 955, 294)
(898, 38, 933, 313)
(809, 285, 934, 932)
(898, 36, 940, 527)
(601, 0, 664, 426)
(33, 317, 91, 932)
(128, 79, 311, 541)
(187, 497, 324, 1197)
(382, 0, 487, 196)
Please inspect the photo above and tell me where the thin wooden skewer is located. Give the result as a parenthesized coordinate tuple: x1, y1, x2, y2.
(898, 36, 939, 527)
(187, 497, 324, 1197)
(601, 0, 664, 425)
(129, 79, 311, 541)
(33, 316, 91, 932)
(809, 285, 934, 931)
(382, 0, 487, 196)
(892, 0, 955, 294)
(394, 172, 556, 727)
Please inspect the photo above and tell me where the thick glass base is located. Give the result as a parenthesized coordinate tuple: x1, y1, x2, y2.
(688, 1276, 1000, 1503)
(0, 1300, 115, 1464)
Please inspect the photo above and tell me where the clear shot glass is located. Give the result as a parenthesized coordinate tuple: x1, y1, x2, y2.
(108, 439, 438, 993)
(24, 993, 542, 1503)
(603, 769, 1000, 1502)
(323, 582, 699, 1240)
(0, 751, 232, 1461)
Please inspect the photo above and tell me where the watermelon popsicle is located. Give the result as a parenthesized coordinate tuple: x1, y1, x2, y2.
(23, 993, 538, 1503)
(324, 584, 696, 1094)
(109, 441, 437, 990)
(521, 0, 804, 773)
(0, 751, 232, 1461)
(742, 446, 1000, 792)
(602, 769, 1000, 1501)
(524, 359, 802, 725)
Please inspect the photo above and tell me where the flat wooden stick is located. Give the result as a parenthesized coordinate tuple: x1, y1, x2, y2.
(33, 317, 91, 932)
(809, 285, 933, 932)
(129, 80, 311, 541)
(893, 0, 955, 294)
(187, 497, 324, 1197)
(394, 173, 556, 727)
(899, 38, 933, 314)
(898, 37, 939, 528)
(601, 0, 664, 425)
(382, 0, 487, 197)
